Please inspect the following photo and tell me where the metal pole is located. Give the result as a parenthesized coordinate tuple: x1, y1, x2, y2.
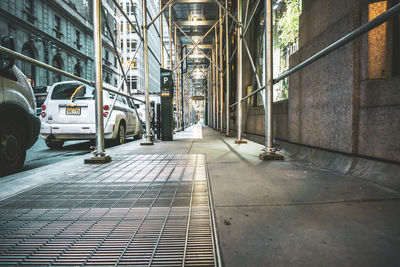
(85, 0, 110, 163)
(169, 5, 173, 70)
(225, 0, 230, 136)
(219, 6, 223, 132)
(181, 43, 184, 130)
(212, 49, 216, 128)
(141, 0, 153, 145)
(235, 0, 245, 144)
(265, 0, 272, 151)
(259, 0, 283, 159)
(209, 67, 212, 127)
(174, 26, 180, 131)
(215, 24, 219, 130)
(160, 0, 164, 68)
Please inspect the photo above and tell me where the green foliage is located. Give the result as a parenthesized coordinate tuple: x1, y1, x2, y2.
(276, 0, 301, 48)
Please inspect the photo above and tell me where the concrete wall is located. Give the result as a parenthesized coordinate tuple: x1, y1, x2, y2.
(241, 0, 400, 163)
(244, 101, 288, 141)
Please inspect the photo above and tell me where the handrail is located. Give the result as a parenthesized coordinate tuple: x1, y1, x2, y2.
(0, 45, 145, 103)
(230, 3, 400, 107)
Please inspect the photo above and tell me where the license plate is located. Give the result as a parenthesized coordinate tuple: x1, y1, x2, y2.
(66, 107, 81, 115)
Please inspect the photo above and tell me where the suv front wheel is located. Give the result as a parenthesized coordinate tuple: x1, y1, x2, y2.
(0, 120, 26, 176)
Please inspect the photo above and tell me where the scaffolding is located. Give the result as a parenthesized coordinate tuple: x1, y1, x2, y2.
(1, 0, 399, 162)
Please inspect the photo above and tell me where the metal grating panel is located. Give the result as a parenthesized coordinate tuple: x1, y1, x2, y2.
(0, 154, 217, 266)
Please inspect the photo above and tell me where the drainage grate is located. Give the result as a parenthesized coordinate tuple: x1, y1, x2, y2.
(0, 154, 217, 266)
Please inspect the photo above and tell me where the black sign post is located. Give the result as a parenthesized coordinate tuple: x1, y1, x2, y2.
(160, 68, 174, 141)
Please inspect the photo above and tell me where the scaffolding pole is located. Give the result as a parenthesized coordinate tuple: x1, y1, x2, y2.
(212, 49, 216, 128)
(141, 0, 153, 145)
(180, 43, 184, 130)
(259, 0, 283, 159)
(160, 0, 164, 68)
(169, 5, 173, 70)
(174, 26, 180, 131)
(235, 0, 246, 144)
(225, 0, 230, 136)
(219, 6, 223, 132)
(85, 0, 111, 163)
(215, 24, 219, 130)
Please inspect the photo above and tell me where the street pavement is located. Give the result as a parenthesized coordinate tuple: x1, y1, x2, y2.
(1, 124, 399, 266)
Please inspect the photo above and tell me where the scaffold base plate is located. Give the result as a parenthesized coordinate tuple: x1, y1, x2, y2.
(140, 142, 154, 146)
(259, 152, 285, 160)
(84, 155, 112, 164)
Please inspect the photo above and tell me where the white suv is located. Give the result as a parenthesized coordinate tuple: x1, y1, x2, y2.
(40, 81, 142, 149)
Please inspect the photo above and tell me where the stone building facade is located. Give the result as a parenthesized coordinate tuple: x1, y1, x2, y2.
(0, 0, 120, 89)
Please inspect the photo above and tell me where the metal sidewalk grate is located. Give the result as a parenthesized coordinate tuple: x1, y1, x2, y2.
(0, 154, 218, 266)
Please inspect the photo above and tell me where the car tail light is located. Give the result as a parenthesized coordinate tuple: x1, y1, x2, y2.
(103, 112, 109, 117)
(41, 105, 46, 110)
(41, 112, 46, 118)
(103, 104, 109, 110)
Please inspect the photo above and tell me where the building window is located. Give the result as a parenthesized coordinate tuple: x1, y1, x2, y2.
(24, 0, 35, 23)
(130, 40, 138, 51)
(114, 56, 117, 67)
(129, 3, 137, 16)
(21, 44, 35, 86)
(75, 30, 81, 50)
(104, 71, 111, 83)
(367, 0, 400, 78)
(104, 50, 110, 66)
(74, 63, 82, 77)
(391, 0, 400, 76)
(54, 15, 62, 39)
(130, 60, 137, 69)
(52, 55, 63, 83)
(128, 76, 138, 90)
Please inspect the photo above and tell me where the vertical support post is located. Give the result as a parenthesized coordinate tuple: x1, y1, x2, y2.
(85, 0, 111, 163)
(180, 43, 184, 130)
(235, 0, 246, 144)
(160, 0, 164, 68)
(209, 67, 212, 127)
(215, 26, 219, 130)
(207, 68, 210, 126)
(174, 26, 180, 131)
(169, 5, 173, 70)
(141, 0, 153, 145)
(259, 0, 283, 160)
(219, 6, 223, 132)
(225, 0, 230, 136)
(212, 49, 216, 128)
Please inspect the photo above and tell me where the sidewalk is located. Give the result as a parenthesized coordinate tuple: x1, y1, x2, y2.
(1, 124, 399, 266)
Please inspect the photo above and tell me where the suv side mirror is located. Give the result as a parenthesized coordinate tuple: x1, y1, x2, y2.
(0, 36, 15, 71)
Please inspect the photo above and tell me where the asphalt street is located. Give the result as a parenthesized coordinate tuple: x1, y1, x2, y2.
(23, 138, 92, 171)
